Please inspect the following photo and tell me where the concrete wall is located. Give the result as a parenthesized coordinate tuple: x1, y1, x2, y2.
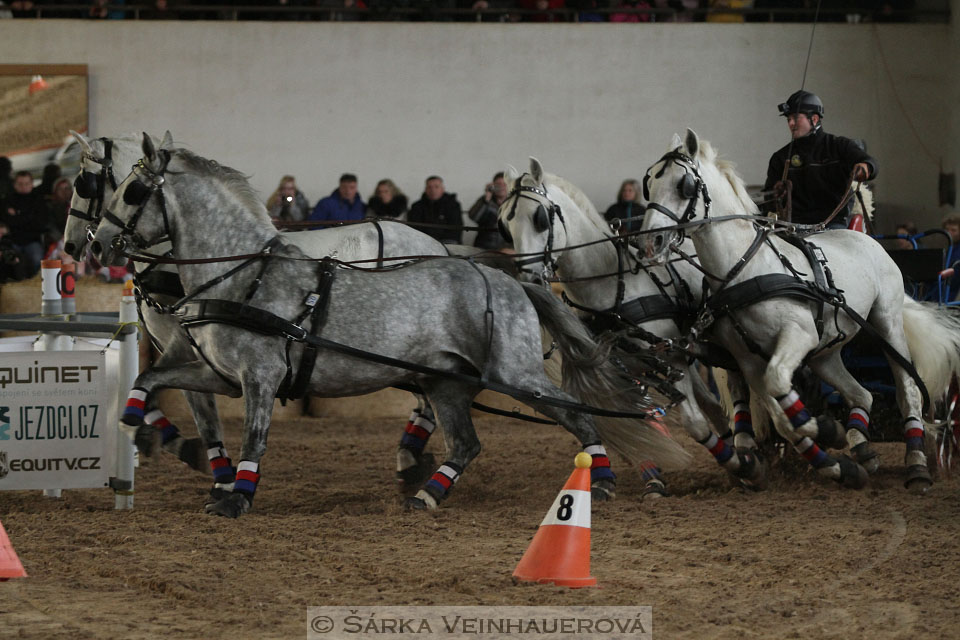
(0, 20, 952, 231)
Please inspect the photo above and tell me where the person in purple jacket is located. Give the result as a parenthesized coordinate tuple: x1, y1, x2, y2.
(308, 173, 366, 223)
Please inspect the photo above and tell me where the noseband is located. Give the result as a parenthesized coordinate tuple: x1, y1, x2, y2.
(499, 173, 566, 281)
(69, 139, 118, 235)
(642, 149, 712, 243)
(102, 155, 172, 253)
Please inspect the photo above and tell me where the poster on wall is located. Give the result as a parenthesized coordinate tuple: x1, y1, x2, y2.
(0, 64, 88, 181)
(0, 350, 116, 491)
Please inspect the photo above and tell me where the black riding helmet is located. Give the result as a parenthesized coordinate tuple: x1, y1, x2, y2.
(778, 90, 824, 118)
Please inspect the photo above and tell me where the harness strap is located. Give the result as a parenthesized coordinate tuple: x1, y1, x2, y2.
(283, 259, 339, 400)
(372, 220, 385, 269)
(176, 298, 654, 420)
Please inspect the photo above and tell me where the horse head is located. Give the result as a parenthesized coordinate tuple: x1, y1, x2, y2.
(92, 132, 175, 266)
(499, 157, 568, 284)
(640, 128, 759, 264)
(64, 130, 171, 261)
(638, 129, 712, 264)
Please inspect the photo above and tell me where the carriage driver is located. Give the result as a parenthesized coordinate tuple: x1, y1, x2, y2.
(763, 90, 877, 228)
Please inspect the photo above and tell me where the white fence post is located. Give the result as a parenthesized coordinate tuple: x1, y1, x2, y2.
(114, 281, 139, 510)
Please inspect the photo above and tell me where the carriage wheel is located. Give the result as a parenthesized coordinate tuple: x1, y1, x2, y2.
(936, 376, 960, 476)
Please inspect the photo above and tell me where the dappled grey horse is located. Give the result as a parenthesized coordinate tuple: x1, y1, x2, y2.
(91, 134, 687, 517)
(64, 131, 454, 487)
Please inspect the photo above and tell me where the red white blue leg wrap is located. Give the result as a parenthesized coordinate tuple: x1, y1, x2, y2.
(233, 460, 260, 498)
(400, 410, 435, 454)
(144, 409, 180, 446)
(207, 443, 235, 486)
(421, 461, 462, 503)
(585, 443, 616, 483)
(847, 407, 870, 437)
(733, 400, 755, 439)
(122, 387, 149, 426)
(778, 390, 812, 430)
(904, 417, 924, 451)
(795, 436, 830, 469)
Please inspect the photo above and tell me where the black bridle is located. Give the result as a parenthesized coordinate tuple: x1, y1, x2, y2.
(498, 173, 566, 282)
(642, 149, 712, 246)
(69, 138, 118, 239)
(102, 155, 173, 254)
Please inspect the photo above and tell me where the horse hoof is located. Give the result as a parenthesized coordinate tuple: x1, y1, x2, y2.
(814, 415, 848, 450)
(204, 493, 250, 518)
(404, 490, 438, 511)
(591, 480, 615, 501)
(837, 455, 869, 490)
(178, 438, 210, 473)
(851, 442, 880, 475)
(133, 425, 157, 457)
(904, 464, 932, 495)
(396, 452, 436, 490)
(640, 480, 669, 500)
(735, 448, 768, 491)
(204, 486, 233, 506)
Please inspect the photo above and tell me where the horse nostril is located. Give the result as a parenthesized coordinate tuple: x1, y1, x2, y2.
(90, 240, 102, 256)
(653, 235, 664, 252)
(63, 241, 75, 255)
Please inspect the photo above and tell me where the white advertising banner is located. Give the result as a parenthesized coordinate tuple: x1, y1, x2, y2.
(0, 350, 116, 490)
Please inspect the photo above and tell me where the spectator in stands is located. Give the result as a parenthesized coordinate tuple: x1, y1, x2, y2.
(366, 179, 408, 219)
(0, 223, 27, 283)
(893, 222, 918, 250)
(763, 90, 876, 228)
(467, 171, 509, 250)
(611, 0, 652, 22)
(0, 157, 12, 201)
(464, 0, 516, 22)
(266, 175, 311, 223)
(408, 175, 462, 244)
(653, 0, 700, 21)
(36, 162, 61, 199)
(320, 0, 368, 21)
(89, 0, 126, 19)
(47, 177, 73, 237)
(141, 0, 184, 19)
(0, 170, 54, 276)
(941, 211, 960, 299)
(519, 0, 566, 22)
(604, 179, 645, 233)
(0, 3, 13, 19)
(706, 0, 753, 22)
(308, 173, 366, 223)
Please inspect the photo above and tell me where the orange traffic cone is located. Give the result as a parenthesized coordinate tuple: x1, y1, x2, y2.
(28, 74, 49, 95)
(0, 520, 27, 581)
(513, 452, 596, 588)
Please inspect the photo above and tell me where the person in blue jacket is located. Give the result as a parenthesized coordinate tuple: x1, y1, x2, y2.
(308, 173, 366, 223)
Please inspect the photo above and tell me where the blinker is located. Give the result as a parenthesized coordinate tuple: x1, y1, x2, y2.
(74, 172, 98, 199)
(123, 180, 151, 206)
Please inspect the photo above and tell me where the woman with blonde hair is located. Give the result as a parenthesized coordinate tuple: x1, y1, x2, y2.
(603, 178, 645, 233)
(266, 175, 311, 223)
(366, 179, 408, 219)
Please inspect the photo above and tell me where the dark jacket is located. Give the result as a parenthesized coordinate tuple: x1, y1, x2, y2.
(603, 200, 645, 231)
(764, 127, 877, 225)
(467, 195, 506, 250)
(408, 192, 463, 244)
(0, 191, 53, 246)
(366, 194, 408, 219)
(308, 189, 366, 223)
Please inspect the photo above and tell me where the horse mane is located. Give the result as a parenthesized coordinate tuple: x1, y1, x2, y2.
(697, 139, 760, 216)
(544, 173, 610, 233)
(169, 148, 270, 222)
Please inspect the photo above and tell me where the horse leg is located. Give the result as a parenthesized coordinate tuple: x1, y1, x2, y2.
(679, 370, 767, 490)
(405, 379, 481, 511)
(396, 395, 437, 490)
(205, 370, 279, 518)
(807, 350, 880, 473)
(868, 309, 932, 493)
(519, 391, 618, 502)
(760, 328, 868, 488)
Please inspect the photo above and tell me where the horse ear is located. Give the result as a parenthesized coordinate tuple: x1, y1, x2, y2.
(142, 132, 157, 162)
(505, 164, 520, 183)
(159, 130, 174, 151)
(529, 157, 544, 184)
(684, 128, 700, 157)
(670, 132, 683, 150)
(70, 130, 92, 154)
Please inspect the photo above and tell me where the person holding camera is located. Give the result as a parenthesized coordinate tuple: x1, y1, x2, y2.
(266, 175, 311, 224)
(467, 171, 509, 250)
(0, 171, 53, 277)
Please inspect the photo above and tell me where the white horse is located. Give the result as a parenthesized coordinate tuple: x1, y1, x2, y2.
(639, 128, 960, 492)
(499, 159, 769, 494)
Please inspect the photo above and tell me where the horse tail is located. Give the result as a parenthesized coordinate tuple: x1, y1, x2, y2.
(520, 283, 692, 471)
(902, 296, 960, 399)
